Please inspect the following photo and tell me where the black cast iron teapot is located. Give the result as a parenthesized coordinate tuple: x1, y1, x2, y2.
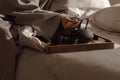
(51, 18, 94, 45)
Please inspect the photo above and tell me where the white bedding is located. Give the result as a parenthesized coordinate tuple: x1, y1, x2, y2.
(15, 27, 120, 80)
(15, 3, 120, 80)
(0, 0, 120, 80)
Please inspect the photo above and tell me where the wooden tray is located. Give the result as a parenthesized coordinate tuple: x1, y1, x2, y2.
(45, 34, 114, 54)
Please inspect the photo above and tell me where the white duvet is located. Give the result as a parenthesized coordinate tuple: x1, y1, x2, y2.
(15, 4, 120, 80)
(1, 0, 120, 80)
(15, 15, 120, 80)
(16, 37, 120, 80)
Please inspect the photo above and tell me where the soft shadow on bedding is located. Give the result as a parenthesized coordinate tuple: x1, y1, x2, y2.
(16, 48, 120, 80)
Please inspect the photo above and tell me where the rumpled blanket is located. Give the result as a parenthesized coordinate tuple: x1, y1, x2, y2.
(0, 0, 111, 52)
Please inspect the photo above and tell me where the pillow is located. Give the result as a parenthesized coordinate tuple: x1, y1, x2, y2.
(68, 0, 111, 8)
(89, 5, 120, 32)
(67, 0, 111, 19)
(51, 0, 111, 18)
(51, 0, 111, 11)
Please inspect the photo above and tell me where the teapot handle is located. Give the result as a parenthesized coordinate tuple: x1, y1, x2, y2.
(79, 18, 89, 30)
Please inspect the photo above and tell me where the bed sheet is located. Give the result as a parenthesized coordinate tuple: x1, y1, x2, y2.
(13, 3, 120, 79)
(15, 6, 120, 80)
(16, 29, 120, 80)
